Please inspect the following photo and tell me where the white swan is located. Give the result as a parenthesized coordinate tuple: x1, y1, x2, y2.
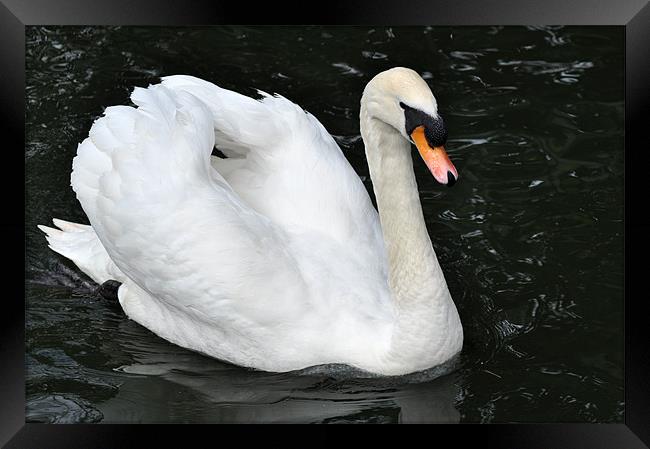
(39, 67, 463, 376)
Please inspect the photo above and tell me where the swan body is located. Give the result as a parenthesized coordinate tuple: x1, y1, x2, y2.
(39, 67, 463, 376)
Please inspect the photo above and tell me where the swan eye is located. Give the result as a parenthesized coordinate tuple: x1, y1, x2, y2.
(400, 102, 448, 148)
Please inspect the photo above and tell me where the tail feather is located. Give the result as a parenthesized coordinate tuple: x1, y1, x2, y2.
(38, 219, 125, 285)
(51, 218, 90, 233)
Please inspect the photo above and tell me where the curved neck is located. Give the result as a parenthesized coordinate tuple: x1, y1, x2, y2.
(360, 104, 462, 371)
(360, 108, 445, 302)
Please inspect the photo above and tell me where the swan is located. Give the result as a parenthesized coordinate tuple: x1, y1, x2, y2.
(38, 67, 463, 376)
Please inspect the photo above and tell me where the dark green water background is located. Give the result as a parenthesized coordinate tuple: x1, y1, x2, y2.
(25, 26, 624, 423)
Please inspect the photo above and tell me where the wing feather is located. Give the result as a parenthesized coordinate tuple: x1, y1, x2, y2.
(160, 75, 387, 271)
(71, 83, 309, 328)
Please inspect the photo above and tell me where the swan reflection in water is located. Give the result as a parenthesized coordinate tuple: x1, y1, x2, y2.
(98, 319, 461, 424)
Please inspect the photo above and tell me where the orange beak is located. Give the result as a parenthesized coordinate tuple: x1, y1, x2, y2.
(410, 125, 458, 186)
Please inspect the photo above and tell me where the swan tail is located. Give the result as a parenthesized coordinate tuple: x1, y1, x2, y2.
(38, 218, 126, 285)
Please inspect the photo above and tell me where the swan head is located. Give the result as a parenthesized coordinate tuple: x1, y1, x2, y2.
(362, 67, 458, 186)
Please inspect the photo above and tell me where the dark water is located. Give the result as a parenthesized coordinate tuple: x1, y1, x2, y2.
(25, 26, 624, 423)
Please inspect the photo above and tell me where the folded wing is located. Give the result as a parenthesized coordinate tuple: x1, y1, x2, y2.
(71, 84, 310, 328)
(160, 76, 386, 268)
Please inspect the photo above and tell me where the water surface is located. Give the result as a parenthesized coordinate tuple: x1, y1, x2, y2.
(25, 26, 624, 423)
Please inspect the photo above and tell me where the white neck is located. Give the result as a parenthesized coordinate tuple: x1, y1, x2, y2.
(359, 104, 463, 372)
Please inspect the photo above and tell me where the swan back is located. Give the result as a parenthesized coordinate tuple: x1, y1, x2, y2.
(160, 76, 387, 269)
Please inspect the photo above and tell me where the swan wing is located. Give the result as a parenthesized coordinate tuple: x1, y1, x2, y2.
(71, 83, 311, 331)
(160, 75, 386, 265)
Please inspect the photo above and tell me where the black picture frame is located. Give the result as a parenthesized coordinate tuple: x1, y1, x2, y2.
(2, 0, 649, 447)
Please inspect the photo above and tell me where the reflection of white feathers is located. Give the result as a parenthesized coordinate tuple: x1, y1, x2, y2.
(40, 68, 463, 376)
(101, 328, 461, 423)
